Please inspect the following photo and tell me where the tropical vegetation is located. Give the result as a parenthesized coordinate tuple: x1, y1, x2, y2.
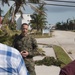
(56, 18, 75, 30)
(0, 0, 49, 46)
(30, 3, 47, 32)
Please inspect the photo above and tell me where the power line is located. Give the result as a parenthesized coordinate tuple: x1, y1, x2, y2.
(44, 3, 75, 7)
(45, 0, 75, 3)
(26, 1, 75, 8)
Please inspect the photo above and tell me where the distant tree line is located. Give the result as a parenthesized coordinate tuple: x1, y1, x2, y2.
(56, 18, 75, 30)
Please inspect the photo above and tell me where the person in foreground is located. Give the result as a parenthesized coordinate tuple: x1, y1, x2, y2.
(13, 23, 38, 75)
(59, 60, 75, 75)
(0, 43, 29, 75)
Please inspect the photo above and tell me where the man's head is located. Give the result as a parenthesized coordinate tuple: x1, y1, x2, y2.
(21, 23, 29, 36)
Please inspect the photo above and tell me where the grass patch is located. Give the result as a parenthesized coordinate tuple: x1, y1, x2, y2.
(31, 34, 51, 38)
(53, 45, 72, 67)
(30, 30, 53, 38)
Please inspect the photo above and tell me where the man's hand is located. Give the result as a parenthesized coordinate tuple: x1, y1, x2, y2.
(21, 50, 29, 57)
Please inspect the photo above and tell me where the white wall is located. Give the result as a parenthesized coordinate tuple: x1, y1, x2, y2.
(22, 14, 31, 30)
(22, 14, 31, 24)
(15, 14, 22, 30)
(15, 14, 31, 30)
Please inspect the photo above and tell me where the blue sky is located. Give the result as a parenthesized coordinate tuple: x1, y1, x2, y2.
(0, 0, 75, 25)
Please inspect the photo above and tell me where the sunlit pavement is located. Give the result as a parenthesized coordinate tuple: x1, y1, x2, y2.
(33, 45, 60, 75)
(34, 30, 75, 75)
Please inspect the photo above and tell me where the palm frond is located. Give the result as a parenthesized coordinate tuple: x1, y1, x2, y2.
(29, 4, 45, 15)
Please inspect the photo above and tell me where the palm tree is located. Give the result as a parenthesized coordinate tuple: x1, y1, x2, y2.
(1, 0, 45, 25)
(56, 22, 61, 29)
(2, 6, 12, 24)
(31, 13, 40, 31)
(1, 0, 43, 27)
(66, 18, 70, 30)
(30, 3, 47, 32)
(72, 18, 75, 30)
(1, 0, 40, 14)
(1, 0, 48, 31)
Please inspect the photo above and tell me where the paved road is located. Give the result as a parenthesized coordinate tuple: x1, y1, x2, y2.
(36, 30, 75, 60)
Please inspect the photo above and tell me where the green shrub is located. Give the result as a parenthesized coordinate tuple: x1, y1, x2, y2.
(0, 29, 3, 34)
(0, 25, 20, 46)
(35, 56, 64, 66)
